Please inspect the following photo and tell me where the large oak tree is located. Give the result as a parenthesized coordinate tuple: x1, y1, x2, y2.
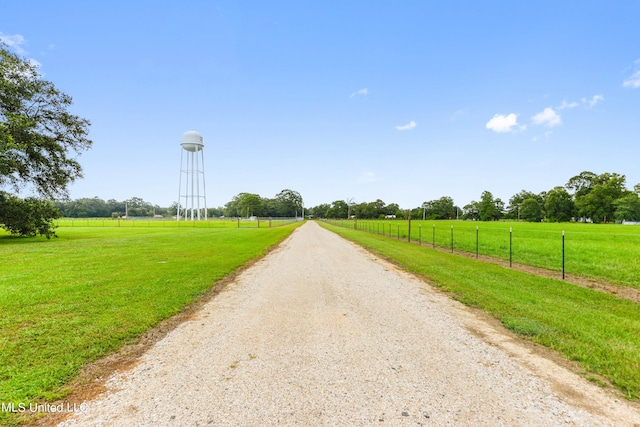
(1, 43, 91, 237)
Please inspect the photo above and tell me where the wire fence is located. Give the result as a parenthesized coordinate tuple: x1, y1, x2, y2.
(320, 218, 640, 288)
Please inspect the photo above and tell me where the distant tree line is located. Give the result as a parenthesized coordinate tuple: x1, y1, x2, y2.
(308, 171, 640, 224)
(310, 199, 408, 220)
(55, 197, 165, 218)
(6, 167, 640, 240)
(54, 196, 227, 219)
(307, 197, 462, 220)
(460, 171, 640, 223)
(52, 189, 304, 220)
(223, 189, 304, 218)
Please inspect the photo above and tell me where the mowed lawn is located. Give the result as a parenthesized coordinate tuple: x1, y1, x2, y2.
(0, 223, 300, 423)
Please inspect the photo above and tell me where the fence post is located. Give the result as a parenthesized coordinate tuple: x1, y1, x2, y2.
(397, 224, 400, 240)
(237, 217, 240, 228)
(407, 215, 412, 243)
(432, 224, 435, 248)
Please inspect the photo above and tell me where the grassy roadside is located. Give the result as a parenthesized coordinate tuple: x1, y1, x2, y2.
(319, 221, 640, 401)
(0, 223, 301, 425)
(328, 219, 640, 288)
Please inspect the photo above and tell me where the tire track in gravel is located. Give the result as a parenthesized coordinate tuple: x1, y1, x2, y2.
(55, 221, 640, 426)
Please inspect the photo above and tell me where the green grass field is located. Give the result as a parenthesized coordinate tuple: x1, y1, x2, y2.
(55, 217, 299, 229)
(0, 223, 300, 425)
(319, 221, 640, 401)
(326, 219, 640, 288)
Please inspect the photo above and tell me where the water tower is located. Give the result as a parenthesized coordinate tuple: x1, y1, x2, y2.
(177, 130, 207, 220)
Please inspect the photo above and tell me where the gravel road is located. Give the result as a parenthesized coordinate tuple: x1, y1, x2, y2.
(58, 221, 640, 426)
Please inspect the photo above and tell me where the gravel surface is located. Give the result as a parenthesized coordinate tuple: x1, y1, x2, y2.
(58, 221, 640, 426)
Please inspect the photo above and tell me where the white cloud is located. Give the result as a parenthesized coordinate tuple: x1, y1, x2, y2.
(485, 113, 521, 133)
(395, 120, 416, 131)
(623, 60, 640, 88)
(0, 33, 26, 54)
(583, 94, 604, 108)
(349, 88, 368, 98)
(624, 72, 640, 88)
(557, 99, 579, 110)
(532, 108, 561, 127)
(557, 95, 604, 110)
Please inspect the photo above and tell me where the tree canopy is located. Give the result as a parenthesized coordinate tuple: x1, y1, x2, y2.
(1, 43, 92, 198)
(421, 197, 456, 220)
(1, 43, 92, 237)
(223, 189, 304, 218)
(570, 172, 629, 223)
(544, 187, 574, 222)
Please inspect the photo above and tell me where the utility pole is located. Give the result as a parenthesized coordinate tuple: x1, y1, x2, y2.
(346, 197, 355, 218)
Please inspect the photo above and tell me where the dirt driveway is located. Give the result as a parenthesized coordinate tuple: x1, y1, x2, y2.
(57, 221, 640, 426)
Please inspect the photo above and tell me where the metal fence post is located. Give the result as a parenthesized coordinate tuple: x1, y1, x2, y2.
(432, 224, 435, 248)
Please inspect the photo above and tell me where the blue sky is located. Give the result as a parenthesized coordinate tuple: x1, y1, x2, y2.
(2, 1, 640, 210)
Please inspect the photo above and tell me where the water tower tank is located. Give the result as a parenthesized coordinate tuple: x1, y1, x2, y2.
(181, 130, 204, 152)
